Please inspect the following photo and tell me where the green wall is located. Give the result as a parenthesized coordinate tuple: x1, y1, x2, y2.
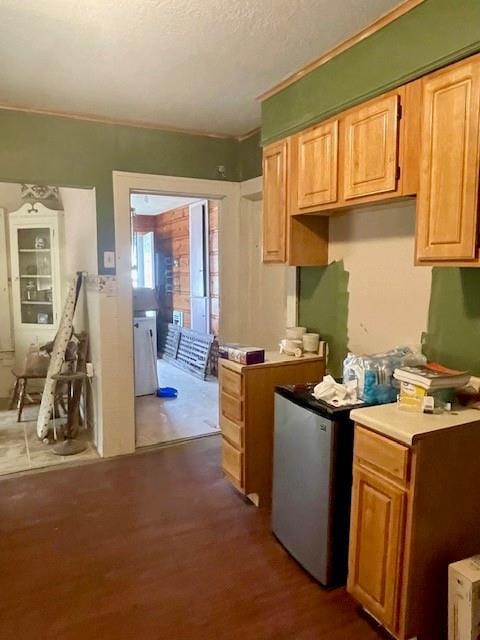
(423, 269, 480, 375)
(298, 262, 349, 378)
(262, 0, 480, 143)
(0, 110, 261, 273)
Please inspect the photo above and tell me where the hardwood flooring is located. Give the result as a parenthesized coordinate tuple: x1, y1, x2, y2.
(0, 436, 384, 639)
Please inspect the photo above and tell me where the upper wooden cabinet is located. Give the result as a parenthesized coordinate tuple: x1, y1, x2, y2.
(262, 53, 480, 267)
(262, 140, 329, 266)
(296, 120, 339, 209)
(285, 85, 419, 219)
(262, 139, 288, 263)
(342, 94, 400, 200)
(416, 58, 480, 263)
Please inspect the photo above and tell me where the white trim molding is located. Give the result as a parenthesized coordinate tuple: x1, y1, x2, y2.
(0, 208, 13, 352)
(112, 171, 241, 456)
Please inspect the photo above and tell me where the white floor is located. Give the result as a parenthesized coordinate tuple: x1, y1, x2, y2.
(135, 359, 219, 448)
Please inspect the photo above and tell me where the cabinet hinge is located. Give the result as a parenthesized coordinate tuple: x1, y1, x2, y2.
(397, 104, 402, 120)
(396, 166, 401, 180)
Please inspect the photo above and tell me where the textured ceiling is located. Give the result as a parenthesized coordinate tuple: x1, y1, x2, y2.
(131, 194, 200, 215)
(0, 0, 401, 136)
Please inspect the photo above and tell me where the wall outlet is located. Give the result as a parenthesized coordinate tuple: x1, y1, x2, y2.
(86, 362, 94, 378)
(103, 251, 115, 269)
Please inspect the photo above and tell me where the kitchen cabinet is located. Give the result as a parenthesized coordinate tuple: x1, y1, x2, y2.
(262, 139, 287, 263)
(347, 410, 480, 640)
(348, 428, 407, 631)
(219, 353, 325, 506)
(416, 56, 480, 264)
(342, 94, 400, 200)
(296, 119, 339, 209)
(262, 140, 329, 266)
(262, 52, 480, 267)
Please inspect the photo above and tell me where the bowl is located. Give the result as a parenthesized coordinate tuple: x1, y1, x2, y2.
(285, 326, 307, 340)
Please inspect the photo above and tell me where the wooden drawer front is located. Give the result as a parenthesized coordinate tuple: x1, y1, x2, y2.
(220, 414, 243, 449)
(220, 367, 243, 398)
(222, 438, 243, 488)
(221, 392, 243, 424)
(355, 426, 409, 483)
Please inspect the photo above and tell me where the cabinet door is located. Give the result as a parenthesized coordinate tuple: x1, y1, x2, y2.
(263, 140, 287, 263)
(343, 94, 400, 200)
(297, 120, 338, 208)
(348, 466, 406, 631)
(416, 60, 480, 261)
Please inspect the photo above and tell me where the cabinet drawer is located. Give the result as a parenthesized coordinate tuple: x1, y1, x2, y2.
(355, 426, 409, 483)
(220, 414, 243, 449)
(220, 367, 243, 398)
(221, 392, 243, 424)
(222, 437, 243, 488)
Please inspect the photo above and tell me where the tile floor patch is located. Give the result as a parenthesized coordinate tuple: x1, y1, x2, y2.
(0, 406, 98, 476)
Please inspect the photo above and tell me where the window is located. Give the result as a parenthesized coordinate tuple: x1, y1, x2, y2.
(132, 231, 155, 289)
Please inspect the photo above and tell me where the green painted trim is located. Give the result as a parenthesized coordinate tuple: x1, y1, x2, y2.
(0, 109, 261, 273)
(261, 0, 480, 144)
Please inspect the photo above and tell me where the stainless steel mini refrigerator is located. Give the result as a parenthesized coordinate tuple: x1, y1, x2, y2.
(272, 385, 358, 587)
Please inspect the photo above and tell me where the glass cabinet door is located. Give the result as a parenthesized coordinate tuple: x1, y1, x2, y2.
(17, 227, 54, 325)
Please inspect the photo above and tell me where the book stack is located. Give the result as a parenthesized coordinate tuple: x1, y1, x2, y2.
(393, 363, 470, 411)
(393, 363, 470, 389)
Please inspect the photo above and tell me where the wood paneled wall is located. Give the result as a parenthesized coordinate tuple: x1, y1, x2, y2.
(132, 215, 156, 234)
(155, 206, 191, 328)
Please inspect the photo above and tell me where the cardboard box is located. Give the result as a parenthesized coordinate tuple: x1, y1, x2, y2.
(219, 344, 265, 365)
(449, 556, 480, 640)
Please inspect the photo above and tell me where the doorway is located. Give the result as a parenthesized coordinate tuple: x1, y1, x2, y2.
(130, 192, 220, 448)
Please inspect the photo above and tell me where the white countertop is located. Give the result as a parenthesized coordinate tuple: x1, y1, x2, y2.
(350, 403, 480, 446)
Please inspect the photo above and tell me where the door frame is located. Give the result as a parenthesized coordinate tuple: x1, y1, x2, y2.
(112, 171, 242, 454)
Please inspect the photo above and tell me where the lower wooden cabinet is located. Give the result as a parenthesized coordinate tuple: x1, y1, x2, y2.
(348, 465, 406, 631)
(348, 422, 480, 639)
(219, 353, 325, 506)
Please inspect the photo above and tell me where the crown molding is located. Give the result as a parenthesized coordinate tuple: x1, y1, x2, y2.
(0, 101, 259, 141)
(257, 0, 425, 102)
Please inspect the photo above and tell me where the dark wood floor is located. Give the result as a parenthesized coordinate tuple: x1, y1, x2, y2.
(0, 436, 384, 639)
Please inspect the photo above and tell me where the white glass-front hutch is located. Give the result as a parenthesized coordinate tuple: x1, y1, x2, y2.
(9, 202, 64, 361)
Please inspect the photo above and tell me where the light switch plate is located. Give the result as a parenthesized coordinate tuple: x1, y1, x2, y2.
(103, 251, 115, 269)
